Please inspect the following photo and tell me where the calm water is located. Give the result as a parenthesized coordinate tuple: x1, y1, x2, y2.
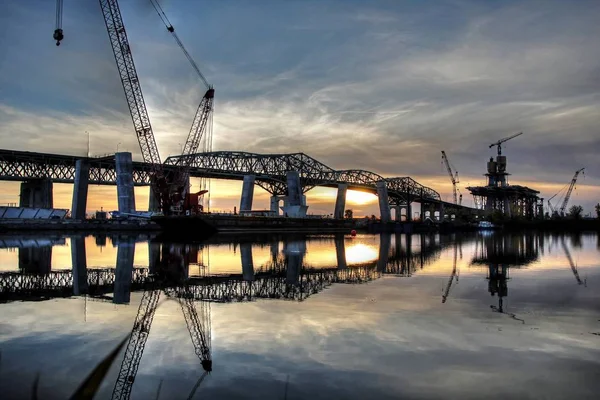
(0, 232, 599, 399)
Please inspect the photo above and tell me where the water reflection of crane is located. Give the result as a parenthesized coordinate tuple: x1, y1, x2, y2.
(441, 243, 459, 303)
(112, 244, 212, 400)
(561, 237, 584, 286)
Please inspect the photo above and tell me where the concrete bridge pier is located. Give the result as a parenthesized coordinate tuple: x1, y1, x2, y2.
(19, 178, 53, 208)
(240, 243, 255, 281)
(71, 160, 90, 219)
(376, 182, 391, 222)
(270, 241, 279, 263)
(149, 242, 161, 275)
(284, 240, 306, 285)
(115, 152, 136, 213)
(334, 184, 347, 219)
(240, 175, 255, 212)
(377, 233, 391, 272)
(282, 171, 308, 217)
(71, 236, 88, 295)
(19, 246, 52, 274)
(114, 239, 135, 304)
(270, 196, 282, 215)
(335, 234, 347, 269)
(148, 185, 160, 212)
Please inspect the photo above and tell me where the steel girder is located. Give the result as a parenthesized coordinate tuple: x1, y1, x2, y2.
(0, 149, 441, 202)
(0, 150, 154, 186)
(166, 152, 441, 202)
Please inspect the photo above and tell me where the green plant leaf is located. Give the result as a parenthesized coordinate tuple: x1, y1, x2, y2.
(68, 335, 130, 400)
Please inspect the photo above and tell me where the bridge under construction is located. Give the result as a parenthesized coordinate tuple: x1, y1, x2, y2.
(0, 148, 474, 222)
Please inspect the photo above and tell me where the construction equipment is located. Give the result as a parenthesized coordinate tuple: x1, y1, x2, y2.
(149, 0, 215, 213)
(561, 237, 583, 285)
(559, 168, 584, 216)
(441, 151, 460, 205)
(489, 132, 523, 156)
(53, 0, 64, 45)
(53, 0, 215, 215)
(441, 244, 459, 303)
(547, 168, 585, 217)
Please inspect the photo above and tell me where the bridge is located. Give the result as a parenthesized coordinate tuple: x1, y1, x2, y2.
(0, 233, 446, 303)
(0, 148, 471, 220)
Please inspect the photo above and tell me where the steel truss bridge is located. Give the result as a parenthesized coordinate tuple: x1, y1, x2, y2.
(0, 235, 445, 304)
(0, 149, 445, 204)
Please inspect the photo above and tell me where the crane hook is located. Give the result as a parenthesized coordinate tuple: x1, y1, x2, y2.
(53, 28, 64, 46)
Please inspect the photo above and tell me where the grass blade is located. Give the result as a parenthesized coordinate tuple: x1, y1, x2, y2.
(68, 335, 130, 400)
(31, 371, 40, 400)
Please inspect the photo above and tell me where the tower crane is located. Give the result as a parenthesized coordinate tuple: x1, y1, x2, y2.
(441, 151, 461, 205)
(489, 132, 523, 156)
(559, 168, 584, 216)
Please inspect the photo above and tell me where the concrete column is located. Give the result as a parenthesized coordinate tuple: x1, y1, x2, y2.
(335, 234, 347, 269)
(395, 205, 402, 222)
(71, 160, 90, 219)
(71, 236, 88, 295)
(284, 240, 305, 285)
(286, 171, 302, 206)
(270, 241, 279, 263)
(114, 240, 135, 304)
(18, 247, 52, 274)
(376, 181, 391, 223)
(283, 171, 308, 217)
(377, 233, 391, 273)
(439, 203, 445, 221)
(240, 243, 255, 281)
(19, 179, 53, 208)
(148, 242, 161, 275)
(115, 152, 136, 213)
(148, 185, 160, 212)
(406, 202, 412, 222)
(334, 184, 347, 219)
(240, 175, 256, 211)
(270, 196, 280, 215)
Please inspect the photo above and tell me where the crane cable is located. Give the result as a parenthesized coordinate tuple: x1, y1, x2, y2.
(149, 0, 210, 89)
(54, 0, 64, 46)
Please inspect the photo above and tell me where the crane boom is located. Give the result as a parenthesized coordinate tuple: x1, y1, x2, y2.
(561, 238, 583, 285)
(442, 244, 458, 303)
(441, 151, 459, 205)
(99, 0, 162, 166)
(112, 288, 161, 400)
(559, 168, 584, 215)
(489, 132, 523, 156)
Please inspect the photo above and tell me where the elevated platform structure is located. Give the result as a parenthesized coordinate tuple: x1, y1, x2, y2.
(467, 154, 542, 219)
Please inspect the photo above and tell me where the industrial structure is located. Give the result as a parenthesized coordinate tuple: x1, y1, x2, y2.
(467, 133, 543, 219)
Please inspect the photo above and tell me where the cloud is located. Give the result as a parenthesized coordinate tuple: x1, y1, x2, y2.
(0, 0, 599, 212)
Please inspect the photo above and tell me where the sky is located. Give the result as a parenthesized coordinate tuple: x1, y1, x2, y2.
(0, 0, 599, 215)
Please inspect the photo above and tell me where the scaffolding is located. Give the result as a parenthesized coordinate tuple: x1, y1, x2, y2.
(467, 155, 543, 219)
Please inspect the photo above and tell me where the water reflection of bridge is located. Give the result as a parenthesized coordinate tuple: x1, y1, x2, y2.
(0, 233, 447, 304)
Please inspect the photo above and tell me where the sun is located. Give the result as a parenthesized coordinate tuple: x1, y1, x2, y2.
(346, 190, 377, 205)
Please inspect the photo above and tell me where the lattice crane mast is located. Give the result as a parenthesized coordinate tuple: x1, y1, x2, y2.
(112, 246, 212, 400)
(489, 132, 523, 156)
(441, 151, 461, 205)
(149, 0, 215, 212)
(442, 244, 459, 303)
(561, 238, 583, 285)
(559, 168, 584, 216)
